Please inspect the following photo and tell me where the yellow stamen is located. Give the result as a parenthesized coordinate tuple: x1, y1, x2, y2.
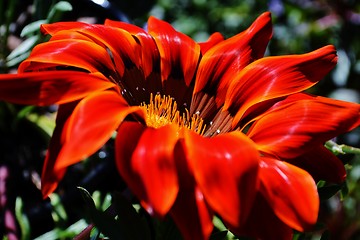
(141, 93, 206, 135)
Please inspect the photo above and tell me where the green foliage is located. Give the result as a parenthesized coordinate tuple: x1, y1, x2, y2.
(1, 1, 72, 71)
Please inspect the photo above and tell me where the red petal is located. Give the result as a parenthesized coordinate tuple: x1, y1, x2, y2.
(147, 16, 200, 86)
(53, 91, 142, 170)
(40, 22, 89, 35)
(19, 39, 116, 73)
(224, 45, 338, 127)
(41, 102, 78, 197)
(170, 186, 213, 240)
(288, 145, 346, 183)
(169, 141, 213, 240)
(115, 122, 179, 216)
(104, 19, 160, 77)
(0, 71, 115, 106)
(183, 130, 259, 227)
(229, 194, 293, 240)
(247, 97, 360, 158)
(198, 32, 224, 55)
(41, 22, 144, 76)
(259, 157, 319, 231)
(193, 12, 272, 108)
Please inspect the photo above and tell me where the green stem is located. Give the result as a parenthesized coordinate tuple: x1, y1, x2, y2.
(325, 140, 360, 155)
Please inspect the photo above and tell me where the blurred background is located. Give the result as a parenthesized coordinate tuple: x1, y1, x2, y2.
(0, 0, 360, 239)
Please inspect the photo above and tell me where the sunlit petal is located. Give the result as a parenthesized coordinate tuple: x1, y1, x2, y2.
(19, 39, 116, 73)
(194, 12, 272, 108)
(224, 45, 338, 127)
(104, 19, 160, 77)
(54, 91, 143, 170)
(148, 16, 200, 86)
(183, 130, 259, 227)
(198, 32, 224, 55)
(170, 141, 213, 240)
(247, 96, 360, 158)
(259, 157, 319, 231)
(0, 71, 115, 106)
(115, 122, 179, 216)
(40, 21, 90, 35)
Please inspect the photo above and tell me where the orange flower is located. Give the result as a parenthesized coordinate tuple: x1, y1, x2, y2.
(1, 12, 360, 239)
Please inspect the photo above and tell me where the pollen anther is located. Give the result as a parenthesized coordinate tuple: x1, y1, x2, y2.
(142, 93, 205, 135)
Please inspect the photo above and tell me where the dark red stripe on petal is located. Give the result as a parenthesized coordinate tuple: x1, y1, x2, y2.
(193, 12, 272, 107)
(105, 19, 160, 78)
(148, 16, 200, 87)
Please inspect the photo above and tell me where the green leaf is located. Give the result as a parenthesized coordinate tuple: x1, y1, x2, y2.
(78, 187, 151, 240)
(78, 187, 96, 211)
(27, 112, 56, 139)
(47, 1, 72, 23)
(20, 20, 47, 37)
(15, 197, 31, 240)
(6, 35, 38, 61)
(340, 181, 349, 200)
(5, 51, 30, 68)
(49, 193, 68, 225)
(53, 1, 73, 12)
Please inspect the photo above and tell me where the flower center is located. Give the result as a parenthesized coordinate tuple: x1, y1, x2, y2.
(142, 93, 205, 135)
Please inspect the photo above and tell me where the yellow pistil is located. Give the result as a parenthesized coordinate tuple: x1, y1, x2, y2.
(142, 93, 205, 135)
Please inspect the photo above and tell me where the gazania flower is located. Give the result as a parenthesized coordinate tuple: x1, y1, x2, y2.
(0, 12, 359, 240)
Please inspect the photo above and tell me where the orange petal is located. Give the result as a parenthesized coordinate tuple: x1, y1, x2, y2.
(53, 91, 142, 170)
(40, 21, 89, 35)
(288, 144, 346, 183)
(147, 16, 200, 86)
(247, 97, 360, 158)
(193, 12, 272, 107)
(115, 122, 179, 216)
(224, 45, 338, 127)
(104, 19, 160, 78)
(229, 193, 293, 240)
(259, 157, 319, 231)
(0, 71, 115, 106)
(198, 32, 224, 55)
(183, 130, 259, 227)
(19, 39, 116, 73)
